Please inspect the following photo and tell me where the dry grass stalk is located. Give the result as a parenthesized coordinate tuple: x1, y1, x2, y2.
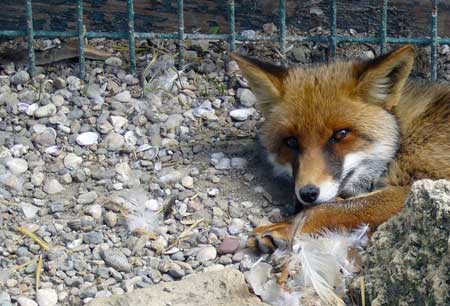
(17, 226, 50, 251)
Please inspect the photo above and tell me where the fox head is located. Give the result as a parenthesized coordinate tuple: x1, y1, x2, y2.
(232, 45, 414, 205)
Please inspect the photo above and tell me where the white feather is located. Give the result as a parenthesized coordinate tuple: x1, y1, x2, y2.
(118, 189, 161, 233)
(248, 225, 370, 306)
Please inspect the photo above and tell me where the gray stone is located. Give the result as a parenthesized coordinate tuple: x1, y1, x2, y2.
(237, 88, 256, 107)
(84, 231, 104, 244)
(10, 71, 30, 85)
(43, 179, 64, 194)
(196, 246, 217, 262)
(110, 116, 128, 131)
(165, 114, 184, 130)
(229, 108, 255, 121)
(67, 76, 82, 91)
(36, 288, 58, 306)
(105, 57, 123, 66)
(101, 249, 132, 272)
(168, 262, 185, 279)
(5, 158, 28, 175)
(364, 180, 450, 306)
(35, 104, 57, 118)
(104, 211, 118, 227)
(231, 157, 247, 169)
(103, 132, 124, 151)
(181, 176, 194, 189)
(76, 132, 99, 146)
(21, 202, 39, 219)
(159, 170, 183, 184)
(114, 91, 131, 103)
(77, 191, 98, 204)
(64, 153, 82, 169)
(16, 297, 37, 306)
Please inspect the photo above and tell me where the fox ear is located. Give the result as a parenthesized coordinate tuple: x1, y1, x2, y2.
(230, 53, 287, 112)
(354, 45, 415, 110)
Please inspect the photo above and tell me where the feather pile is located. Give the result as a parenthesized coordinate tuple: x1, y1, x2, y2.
(117, 189, 161, 233)
(246, 225, 370, 306)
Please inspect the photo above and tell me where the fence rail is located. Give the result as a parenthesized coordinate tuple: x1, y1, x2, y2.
(0, 0, 446, 80)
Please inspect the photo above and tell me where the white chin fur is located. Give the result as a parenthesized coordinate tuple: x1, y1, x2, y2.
(295, 180, 339, 205)
(267, 153, 293, 177)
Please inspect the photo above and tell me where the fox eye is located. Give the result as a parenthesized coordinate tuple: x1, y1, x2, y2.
(330, 129, 350, 143)
(284, 137, 299, 150)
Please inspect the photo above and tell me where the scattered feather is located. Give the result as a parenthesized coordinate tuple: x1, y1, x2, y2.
(249, 225, 370, 306)
(117, 189, 162, 233)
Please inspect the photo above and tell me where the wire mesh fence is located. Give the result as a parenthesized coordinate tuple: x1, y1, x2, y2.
(0, 0, 446, 80)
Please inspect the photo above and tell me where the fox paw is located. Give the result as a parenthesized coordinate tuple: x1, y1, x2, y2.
(247, 221, 293, 253)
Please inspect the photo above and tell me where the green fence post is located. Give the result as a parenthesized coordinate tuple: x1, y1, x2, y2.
(177, 0, 185, 68)
(26, 0, 36, 76)
(279, 0, 286, 62)
(329, 0, 337, 59)
(77, 0, 86, 79)
(228, 0, 236, 52)
(380, 0, 388, 54)
(127, 0, 137, 74)
(431, 0, 438, 81)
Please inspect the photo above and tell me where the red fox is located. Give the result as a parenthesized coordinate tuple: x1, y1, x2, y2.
(231, 45, 450, 251)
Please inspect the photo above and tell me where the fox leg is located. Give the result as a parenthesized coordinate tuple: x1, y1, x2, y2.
(252, 186, 410, 252)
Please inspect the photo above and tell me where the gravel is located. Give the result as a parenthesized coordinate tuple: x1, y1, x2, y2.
(0, 30, 424, 306)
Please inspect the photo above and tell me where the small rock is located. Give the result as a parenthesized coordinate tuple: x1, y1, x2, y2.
(165, 114, 184, 130)
(16, 297, 37, 306)
(84, 231, 104, 244)
(32, 172, 45, 186)
(181, 176, 194, 189)
(101, 249, 132, 272)
(104, 132, 124, 151)
(237, 88, 256, 107)
(36, 288, 58, 306)
(67, 76, 81, 91)
(105, 211, 118, 227)
(231, 157, 247, 169)
(218, 237, 240, 255)
(196, 246, 217, 262)
(105, 57, 123, 66)
(228, 218, 245, 235)
(49, 202, 65, 213)
(87, 204, 102, 220)
(21, 202, 39, 219)
(215, 158, 231, 170)
(114, 91, 131, 103)
(241, 30, 256, 40)
(64, 153, 82, 168)
(32, 127, 56, 147)
(110, 116, 128, 131)
(77, 191, 98, 204)
(207, 188, 219, 197)
(43, 179, 64, 194)
(159, 170, 183, 184)
(168, 262, 185, 279)
(10, 71, 30, 85)
(229, 108, 256, 121)
(35, 104, 57, 118)
(5, 158, 28, 175)
(292, 45, 310, 62)
(76, 132, 99, 146)
(227, 61, 240, 74)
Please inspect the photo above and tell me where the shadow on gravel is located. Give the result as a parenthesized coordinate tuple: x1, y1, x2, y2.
(205, 136, 299, 216)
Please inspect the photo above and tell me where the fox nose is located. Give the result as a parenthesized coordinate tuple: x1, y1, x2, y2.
(299, 185, 320, 203)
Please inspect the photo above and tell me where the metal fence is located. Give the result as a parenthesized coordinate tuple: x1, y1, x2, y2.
(0, 0, 447, 80)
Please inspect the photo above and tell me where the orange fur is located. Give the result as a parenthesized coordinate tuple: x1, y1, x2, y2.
(231, 45, 450, 248)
